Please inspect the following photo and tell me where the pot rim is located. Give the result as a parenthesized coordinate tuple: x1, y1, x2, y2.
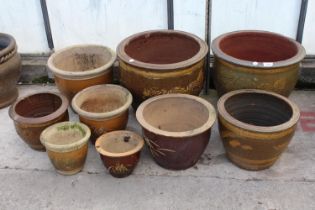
(95, 130, 144, 157)
(0, 33, 17, 64)
(9, 92, 69, 125)
(40, 121, 91, 153)
(47, 44, 116, 79)
(211, 30, 306, 69)
(117, 29, 208, 71)
(217, 89, 300, 133)
(71, 84, 132, 120)
(136, 94, 216, 138)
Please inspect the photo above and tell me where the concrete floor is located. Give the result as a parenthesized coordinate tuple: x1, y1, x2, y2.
(0, 85, 315, 210)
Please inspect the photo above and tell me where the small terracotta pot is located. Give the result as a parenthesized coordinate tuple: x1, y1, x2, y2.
(136, 94, 216, 170)
(40, 121, 91, 175)
(217, 89, 300, 170)
(72, 84, 132, 144)
(48, 44, 116, 100)
(211, 30, 306, 96)
(9, 92, 69, 151)
(117, 30, 208, 108)
(0, 33, 21, 108)
(95, 130, 144, 178)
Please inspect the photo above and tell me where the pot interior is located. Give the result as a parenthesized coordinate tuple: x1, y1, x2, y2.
(219, 32, 298, 62)
(15, 93, 62, 118)
(224, 92, 293, 127)
(0, 35, 11, 51)
(124, 32, 200, 64)
(52, 46, 113, 72)
(142, 97, 209, 132)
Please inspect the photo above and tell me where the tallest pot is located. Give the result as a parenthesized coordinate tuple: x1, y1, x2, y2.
(117, 30, 208, 108)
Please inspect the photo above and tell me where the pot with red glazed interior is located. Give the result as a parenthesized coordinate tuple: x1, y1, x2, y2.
(95, 130, 144, 178)
(9, 92, 69, 151)
(48, 44, 116, 101)
(211, 30, 306, 96)
(136, 94, 216, 170)
(117, 30, 208, 108)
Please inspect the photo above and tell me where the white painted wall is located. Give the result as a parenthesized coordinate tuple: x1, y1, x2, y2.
(302, 0, 315, 55)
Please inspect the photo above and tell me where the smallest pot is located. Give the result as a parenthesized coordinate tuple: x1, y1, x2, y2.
(40, 121, 91, 175)
(95, 130, 144, 178)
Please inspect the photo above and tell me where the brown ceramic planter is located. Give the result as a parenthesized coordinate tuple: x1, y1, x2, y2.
(211, 30, 306, 96)
(40, 121, 91, 175)
(217, 89, 300, 170)
(136, 94, 216, 170)
(72, 84, 132, 144)
(9, 92, 69, 151)
(0, 33, 21, 108)
(117, 30, 208, 108)
(48, 44, 116, 100)
(95, 130, 144, 178)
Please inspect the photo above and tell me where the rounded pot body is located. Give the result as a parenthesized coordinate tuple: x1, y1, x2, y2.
(0, 33, 21, 108)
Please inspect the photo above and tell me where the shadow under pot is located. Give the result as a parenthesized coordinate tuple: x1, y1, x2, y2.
(72, 84, 132, 144)
(217, 89, 300, 170)
(211, 30, 306, 96)
(40, 121, 91, 175)
(0, 33, 21, 108)
(47, 44, 116, 101)
(136, 94, 216, 170)
(117, 30, 208, 108)
(95, 130, 144, 178)
(9, 92, 69, 151)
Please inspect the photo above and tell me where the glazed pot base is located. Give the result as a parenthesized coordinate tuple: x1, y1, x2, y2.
(56, 166, 83, 176)
(0, 88, 18, 108)
(29, 144, 46, 152)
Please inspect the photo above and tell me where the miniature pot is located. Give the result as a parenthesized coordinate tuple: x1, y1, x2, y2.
(136, 94, 216, 170)
(9, 92, 69, 151)
(217, 89, 300, 170)
(211, 30, 306, 96)
(0, 33, 21, 108)
(48, 44, 116, 100)
(72, 84, 132, 144)
(117, 30, 208, 108)
(40, 121, 91, 175)
(95, 130, 144, 178)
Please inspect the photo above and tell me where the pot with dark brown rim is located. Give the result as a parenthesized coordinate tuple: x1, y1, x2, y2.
(217, 89, 300, 170)
(211, 30, 306, 96)
(136, 94, 216, 170)
(9, 92, 69, 151)
(117, 30, 208, 108)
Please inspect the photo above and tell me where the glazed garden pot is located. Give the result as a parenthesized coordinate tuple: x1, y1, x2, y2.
(9, 92, 69, 151)
(48, 44, 116, 100)
(117, 30, 208, 108)
(72, 84, 132, 144)
(0, 33, 21, 108)
(211, 30, 306, 96)
(136, 94, 216, 170)
(95, 130, 144, 178)
(217, 89, 300, 170)
(40, 121, 91, 175)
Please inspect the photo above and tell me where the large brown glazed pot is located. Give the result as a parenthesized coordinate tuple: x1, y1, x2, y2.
(211, 30, 306, 96)
(9, 92, 69, 151)
(117, 30, 208, 108)
(0, 33, 21, 108)
(48, 44, 116, 100)
(217, 89, 300, 170)
(136, 94, 216, 170)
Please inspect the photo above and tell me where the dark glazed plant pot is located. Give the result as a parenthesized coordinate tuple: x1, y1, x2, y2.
(217, 89, 300, 170)
(211, 30, 306, 96)
(117, 30, 208, 108)
(9, 92, 69, 151)
(95, 130, 144, 178)
(136, 94, 216, 170)
(0, 33, 21, 108)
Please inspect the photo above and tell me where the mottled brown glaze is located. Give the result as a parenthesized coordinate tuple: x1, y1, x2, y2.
(117, 30, 208, 108)
(211, 30, 306, 96)
(217, 89, 300, 170)
(9, 92, 69, 151)
(0, 33, 21, 108)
